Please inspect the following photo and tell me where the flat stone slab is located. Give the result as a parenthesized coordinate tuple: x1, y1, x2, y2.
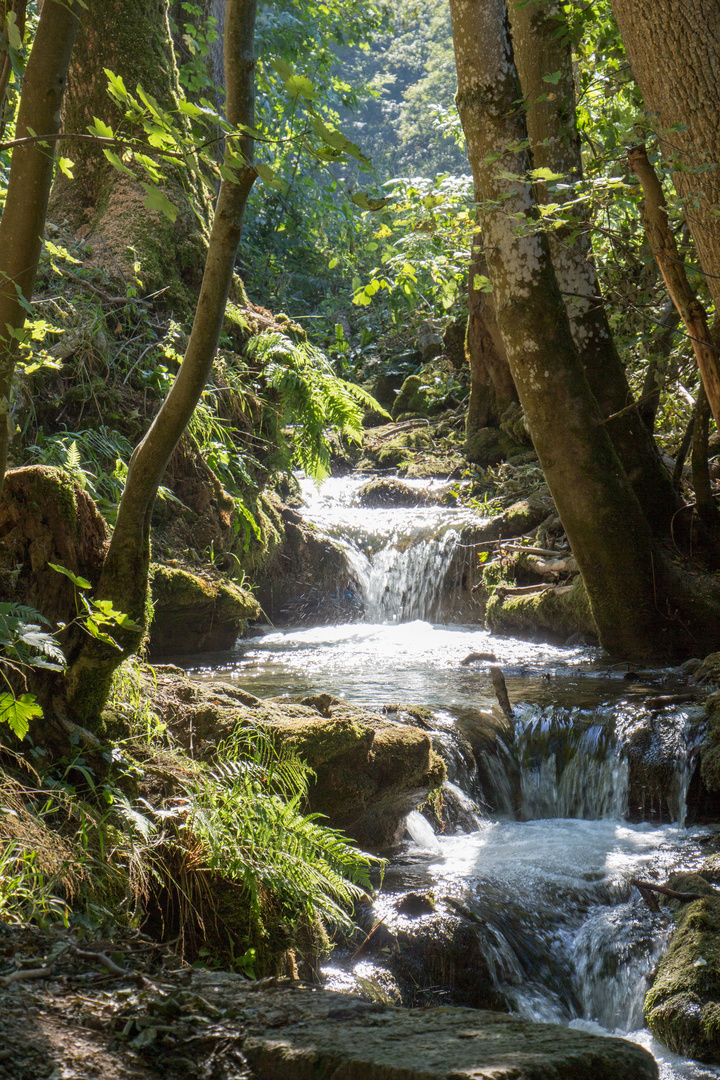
(187, 975, 659, 1080)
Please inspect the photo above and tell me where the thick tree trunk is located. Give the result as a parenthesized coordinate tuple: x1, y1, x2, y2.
(52, 0, 210, 307)
(0, 0, 81, 500)
(508, 0, 677, 534)
(448, 0, 720, 662)
(61, 0, 258, 728)
(610, 0, 720, 315)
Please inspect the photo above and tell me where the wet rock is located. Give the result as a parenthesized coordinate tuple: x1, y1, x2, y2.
(454, 710, 520, 815)
(357, 477, 433, 508)
(148, 669, 445, 846)
(645, 870, 720, 1063)
(238, 980, 659, 1080)
(148, 565, 259, 656)
(627, 715, 693, 823)
(253, 509, 362, 626)
(461, 650, 498, 664)
(700, 693, 720, 794)
(396, 892, 436, 917)
(694, 653, 720, 685)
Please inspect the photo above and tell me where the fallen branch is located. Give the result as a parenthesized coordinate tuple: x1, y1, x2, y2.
(0, 966, 52, 987)
(631, 878, 707, 913)
(72, 946, 127, 976)
(495, 583, 551, 597)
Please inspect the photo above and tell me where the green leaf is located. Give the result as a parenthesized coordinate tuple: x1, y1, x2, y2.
(542, 71, 563, 85)
(0, 693, 42, 740)
(88, 117, 114, 140)
(530, 167, 564, 183)
(271, 57, 294, 82)
(102, 148, 135, 177)
(104, 68, 129, 101)
(140, 183, 179, 223)
(351, 192, 391, 212)
(5, 11, 22, 50)
(57, 157, 75, 179)
(48, 563, 91, 589)
(284, 74, 318, 101)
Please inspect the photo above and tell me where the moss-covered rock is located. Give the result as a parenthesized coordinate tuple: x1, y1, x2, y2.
(0, 465, 108, 627)
(391, 375, 433, 419)
(357, 478, 434, 508)
(645, 871, 720, 1062)
(149, 565, 259, 656)
(466, 426, 525, 466)
(148, 669, 445, 846)
(700, 693, 720, 793)
(485, 576, 597, 645)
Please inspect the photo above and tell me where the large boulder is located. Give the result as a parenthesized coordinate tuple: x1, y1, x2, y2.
(236, 979, 659, 1080)
(645, 869, 720, 1063)
(148, 670, 445, 846)
(148, 565, 259, 656)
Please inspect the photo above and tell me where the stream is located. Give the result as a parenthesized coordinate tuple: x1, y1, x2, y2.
(191, 475, 720, 1080)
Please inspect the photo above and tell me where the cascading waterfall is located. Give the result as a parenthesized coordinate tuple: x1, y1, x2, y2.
(198, 474, 720, 1080)
(298, 476, 483, 622)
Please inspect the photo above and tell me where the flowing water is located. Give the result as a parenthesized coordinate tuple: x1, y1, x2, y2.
(191, 474, 720, 1079)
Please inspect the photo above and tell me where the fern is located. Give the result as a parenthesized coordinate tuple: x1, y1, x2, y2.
(246, 332, 389, 480)
(183, 730, 380, 936)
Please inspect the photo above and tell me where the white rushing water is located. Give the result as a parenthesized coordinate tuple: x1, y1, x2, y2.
(193, 474, 719, 1079)
(298, 475, 484, 621)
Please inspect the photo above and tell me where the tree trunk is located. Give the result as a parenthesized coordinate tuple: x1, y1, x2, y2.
(466, 231, 518, 433)
(52, 0, 210, 308)
(61, 0, 259, 729)
(448, 0, 720, 662)
(0, 0, 82, 500)
(610, 0, 720, 315)
(628, 143, 720, 433)
(508, 0, 677, 534)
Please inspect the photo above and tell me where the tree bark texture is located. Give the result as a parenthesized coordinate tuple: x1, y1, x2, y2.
(53, 0, 209, 304)
(466, 231, 518, 433)
(0, 0, 81, 500)
(62, 0, 259, 728)
(508, 0, 677, 534)
(0, 1, 27, 138)
(628, 143, 720, 432)
(610, 0, 720, 315)
(448, 0, 719, 662)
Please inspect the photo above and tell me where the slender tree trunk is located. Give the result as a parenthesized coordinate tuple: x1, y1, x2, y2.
(62, 0, 258, 727)
(638, 300, 680, 432)
(508, 0, 677, 534)
(628, 143, 720, 432)
(448, 0, 719, 662)
(466, 231, 518, 433)
(610, 0, 720, 315)
(0, 0, 82, 501)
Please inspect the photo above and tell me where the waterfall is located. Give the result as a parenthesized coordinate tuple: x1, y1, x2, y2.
(298, 476, 484, 622)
